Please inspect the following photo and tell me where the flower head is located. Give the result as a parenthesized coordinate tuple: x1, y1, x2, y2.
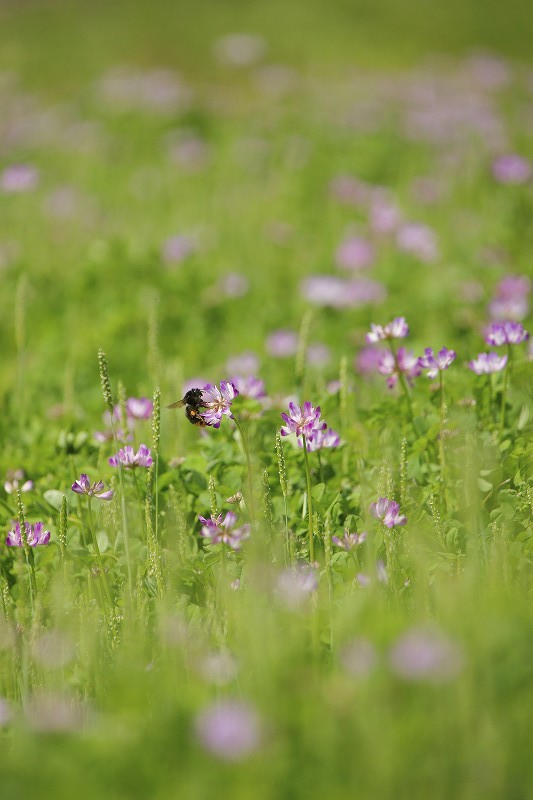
(484, 321, 529, 346)
(492, 154, 531, 185)
(199, 381, 239, 428)
(230, 375, 266, 401)
(297, 427, 340, 452)
(195, 700, 261, 761)
(366, 317, 409, 343)
(332, 529, 367, 551)
(6, 522, 50, 547)
(71, 474, 114, 501)
(468, 352, 508, 374)
(276, 564, 318, 609)
(109, 444, 152, 469)
(4, 469, 33, 495)
(370, 498, 407, 528)
(280, 401, 326, 439)
(198, 512, 250, 551)
(378, 348, 421, 389)
(125, 397, 153, 420)
(389, 626, 463, 683)
(419, 347, 456, 379)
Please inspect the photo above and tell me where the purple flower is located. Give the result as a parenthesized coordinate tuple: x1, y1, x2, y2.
(370, 196, 401, 234)
(396, 222, 439, 263)
(370, 498, 407, 528)
(356, 345, 384, 375)
(219, 272, 249, 298)
(199, 381, 239, 428)
(71, 474, 114, 501)
(198, 512, 250, 550)
(298, 427, 340, 452)
(332, 529, 367, 551)
(161, 234, 195, 266)
(266, 329, 298, 358)
(125, 397, 153, 420)
(378, 348, 421, 389)
(339, 637, 378, 677)
(335, 236, 375, 270)
(276, 564, 318, 609)
(301, 276, 385, 309)
(195, 700, 261, 761)
(230, 375, 266, 400)
(488, 275, 530, 322)
(306, 343, 331, 367)
(226, 351, 260, 376)
(0, 164, 39, 193)
(280, 401, 326, 439)
(109, 444, 152, 469)
(6, 522, 50, 547)
(389, 627, 463, 683)
(492, 154, 531, 185)
(484, 321, 529, 346)
(468, 352, 508, 374)
(418, 347, 456, 379)
(366, 317, 409, 343)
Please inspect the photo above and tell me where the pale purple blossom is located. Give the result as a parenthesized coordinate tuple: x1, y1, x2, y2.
(230, 375, 266, 400)
(370, 498, 407, 528)
(332, 529, 367, 551)
(389, 627, 463, 682)
(492, 154, 531, 185)
(366, 317, 409, 343)
(335, 237, 375, 270)
(1, 164, 39, 193)
(200, 381, 239, 428)
(396, 222, 439, 263)
(199, 650, 239, 685)
(219, 272, 249, 298)
(125, 396, 153, 420)
(340, 637, 378, 677)
(109, 444, 152, 469)
(226, 351, 260, 376)
(484, 321, 529, 346)
(306, 343, 331, 367)
(195, 700, 261, 761)
(161, 234, 195, 265)
(468, 352, 508, 374)
(4, 469, 33, 495)
(198, 512, 250, 551)
(276, 564, 318, 609)
(356, 346, 384, 375)
(71, 474, 114, 501)
(298, 427, 340, 452)
(488, 275, 530, 321)
(280, 401, 326, 439)
(378, 348, 421, 389)
(329, 174, 370, 207)
(419, 347, 456, 379)
(6, 521, 50, 547)
(301, 276, 385, 308)
(214, 33, 266, 67)
(266, 329, 298, 358)
(369, 196, 401, 234)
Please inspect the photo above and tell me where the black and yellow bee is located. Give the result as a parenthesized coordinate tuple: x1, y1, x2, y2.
(167, 388, 207, 427)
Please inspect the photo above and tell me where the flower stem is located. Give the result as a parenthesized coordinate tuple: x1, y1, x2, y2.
(233, 416, 255, 520)
(302, 437, 314, 563)
(389, 341, 414, 423)
(87, 499, 113, 607)
(499, 345, 511, 441)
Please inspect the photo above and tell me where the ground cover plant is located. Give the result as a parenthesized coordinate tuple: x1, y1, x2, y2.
(0, 1, 532, 798)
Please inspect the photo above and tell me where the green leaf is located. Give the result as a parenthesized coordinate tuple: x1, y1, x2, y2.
(43, 490, 67, 511)
(477, 478, 493, 493)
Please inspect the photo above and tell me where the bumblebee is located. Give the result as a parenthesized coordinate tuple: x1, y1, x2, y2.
(167, 388, 207, 427)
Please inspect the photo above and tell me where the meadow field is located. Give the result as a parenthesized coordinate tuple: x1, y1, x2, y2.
(0, 1, 532, 798)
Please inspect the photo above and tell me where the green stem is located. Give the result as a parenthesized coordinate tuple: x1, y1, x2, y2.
(302, 437, 314, 563)
(110, 424, 134, 602)
(439, 371, 446, 478)
(389, 341, 414, 423)
(233, 416, 255, 519)
(87, 499, 113, 607)
(499, 345, 511, 441)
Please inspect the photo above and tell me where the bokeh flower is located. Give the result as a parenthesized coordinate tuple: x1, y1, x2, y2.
(266, 329, 298, 357)
(332, 529, 367, 551)
(468, 352, 508, 374)
(195, 700, 261, 761)
(492, 154, 531, 185)
(71, 474, 114, 501)
(0, 164, 39, 193)
(198, 512, 250, 550)
(335, 236, 375, 270)
(378, 348, 421, 389)
(389, 626, 463, 682)
(230, 375, 266, 400)
(484, 321, 529, 346)
(4, 469, 33, 495)
(109, 444, 152, 469)
(276, 564, 318, 609)
(366, 317, 409, 343)
(298, 427, 340, 452)
(125, 397, 153, 420)
(370, 498, 407, 528)
(6, 521, 50, 547)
